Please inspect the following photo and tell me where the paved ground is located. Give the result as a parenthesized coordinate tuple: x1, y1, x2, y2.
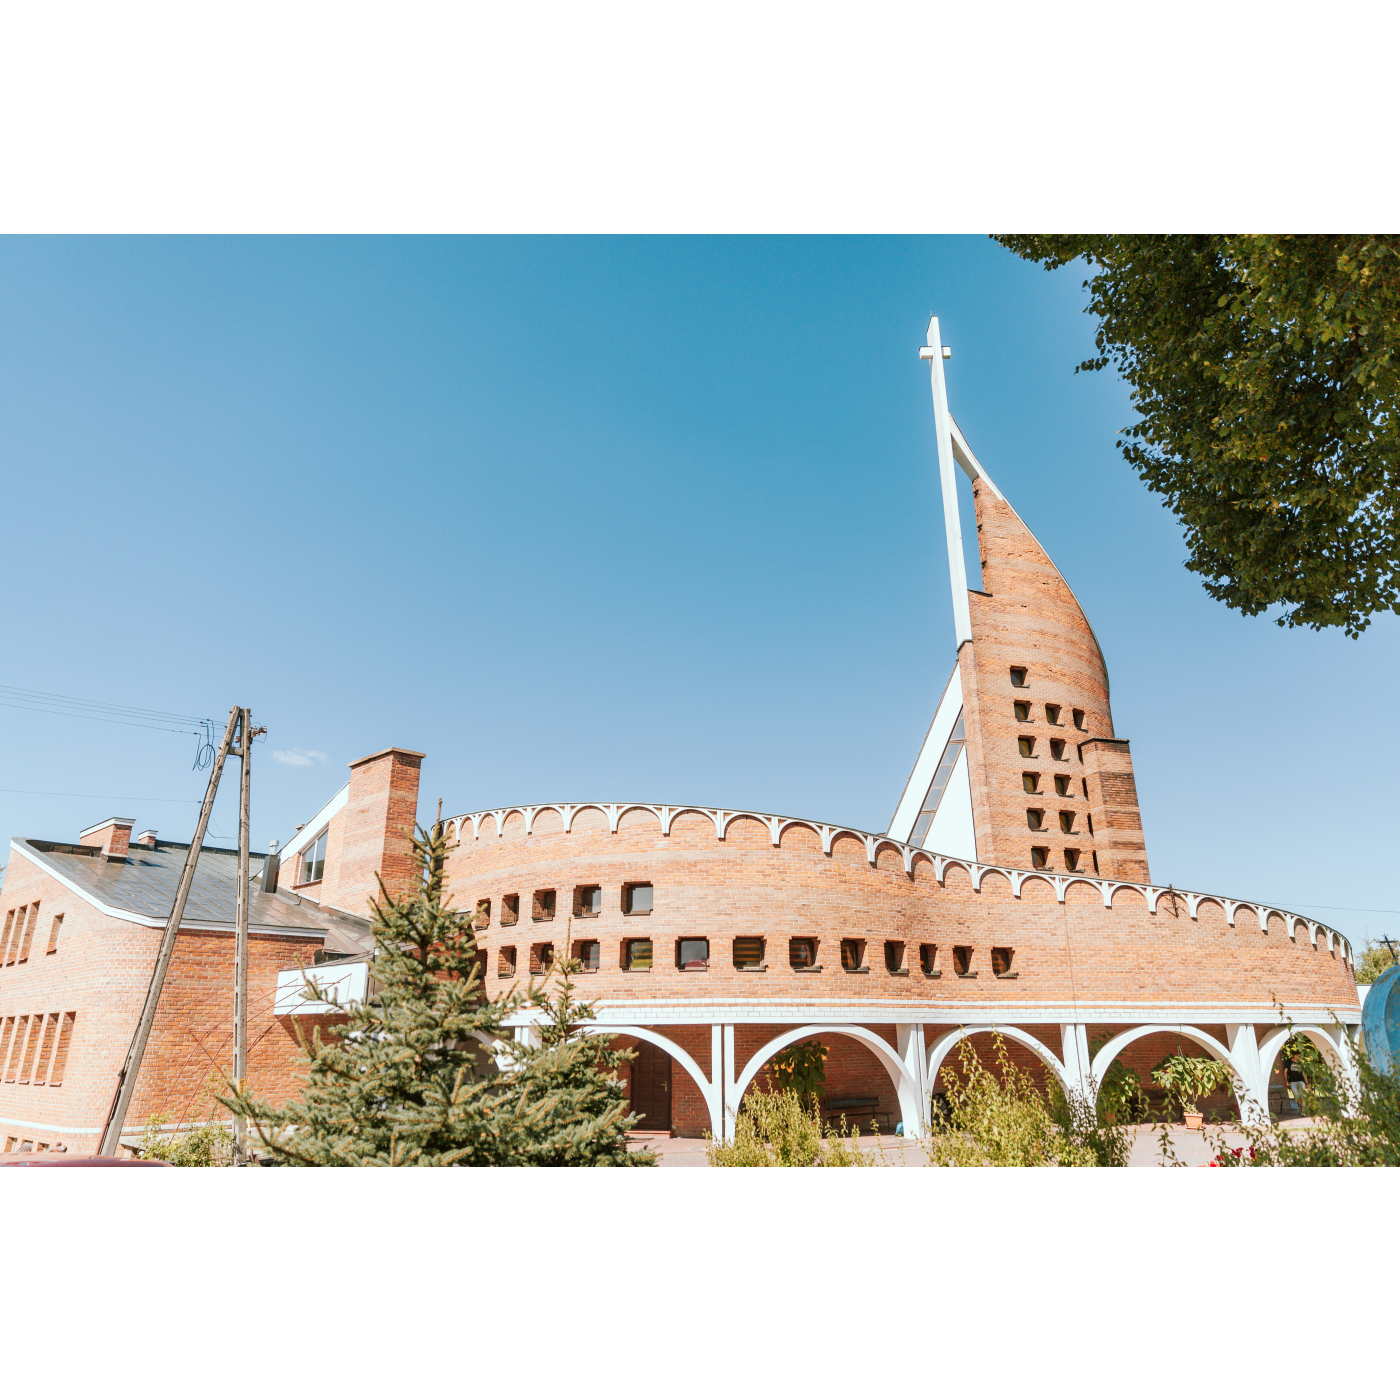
(630, 1120, 1317, 1167)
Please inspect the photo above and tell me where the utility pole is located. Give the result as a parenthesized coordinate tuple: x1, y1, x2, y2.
(232, 707, 251, 1164)
(1381, 935, 1399, 967)
(98, 706, 241, 1157)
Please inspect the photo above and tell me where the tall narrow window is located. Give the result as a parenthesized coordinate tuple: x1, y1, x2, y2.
(0, 909, 14, 963)
(1018, 736, 1036, 758)
(574, 939, 600, 972)
(1059, 811, 1076, 833)
(6, 906, 27, 964)
(473, 899, 491, 930)
(532, 889, 556, 921)
(18, 1016, 41, 1083)
(1027, 809, 1044, 830)
(919, 944, 939, 976)
(32, 1014, 59, 1086)
(1045, 704, 1061, 724)
(1013, 701, 1030, 721)
(48, 1013, 75, 1086)
(1049, 739, 1066, 761)
(1082, 778, 1089, 798)
(953, 946, 975, 977)
(0, 1017, 14, 1079)
(299, 830, 328, 884)
(1072, 708, 1086, 729)
(908, 712, 967, 846)
(884, 941, 906, 973)
(500, 894, 520, 926)
(498, 946, 517, 977)
(46, 913, 63, 955)
(1023, 773, 1040, 794)
(1054, 775, 1071, 797)
(17, 903, 38, 962)
(840, 939, 866, 971)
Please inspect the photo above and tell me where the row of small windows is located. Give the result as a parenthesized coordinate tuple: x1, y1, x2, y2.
(1023, 774, 1087, 798)
(492, 938, 1018, 978)
(1030, 847, 1097, 874)
(1013, 700, 1087, 730)
(0, 1011, 77, 1087)
(472, 883, 653, 927)
(1026, 809, 1093, 835)
(0, 904, 63, 966)
(1018, 735, 1072, 762)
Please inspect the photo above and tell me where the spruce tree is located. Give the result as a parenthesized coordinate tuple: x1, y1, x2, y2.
(221, 824, 654, 1166)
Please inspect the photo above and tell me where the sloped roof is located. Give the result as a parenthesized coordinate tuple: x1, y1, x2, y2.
(14, 838, 327, 934)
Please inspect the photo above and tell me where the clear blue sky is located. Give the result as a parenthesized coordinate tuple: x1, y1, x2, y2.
(1, 236, 1395, 952)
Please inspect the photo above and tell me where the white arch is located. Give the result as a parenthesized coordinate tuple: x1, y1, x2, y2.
(1090, 1024, 1246, 1113)
(577, 1023, 721, 1138)
(926, 1025, 1073, 1096)
(732, 1024, 923, 1138)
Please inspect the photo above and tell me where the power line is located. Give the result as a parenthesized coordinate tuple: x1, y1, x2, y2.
(0, 698, 206, 736)
(0, 683, 209, 726)
(0, 788, 202, 803)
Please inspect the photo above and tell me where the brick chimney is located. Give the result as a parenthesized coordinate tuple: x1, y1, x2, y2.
(134, 829, 158, 847)
(327, 748, 424, 916)
(79, 817, 135, 861)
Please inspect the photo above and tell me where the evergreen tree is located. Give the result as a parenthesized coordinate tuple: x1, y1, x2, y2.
(221, 824, 653, 1166)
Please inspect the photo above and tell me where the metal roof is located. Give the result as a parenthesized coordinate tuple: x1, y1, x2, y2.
(15, 838, 327, 934)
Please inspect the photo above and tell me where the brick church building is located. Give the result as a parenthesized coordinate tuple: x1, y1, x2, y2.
(0, 319, 1362, 1154)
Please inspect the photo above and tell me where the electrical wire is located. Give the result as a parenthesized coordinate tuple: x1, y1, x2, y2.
(0, 787, 201, 803)
(0, 683, 210, 727)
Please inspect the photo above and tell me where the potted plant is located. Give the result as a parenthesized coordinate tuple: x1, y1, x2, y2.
(1151, 1052, 1236, 1128)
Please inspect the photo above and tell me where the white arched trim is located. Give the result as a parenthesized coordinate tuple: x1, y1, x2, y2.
(1256, 1023, 1348, 1078)
(926, 1025, 1072, 1095)
(577, 1023, 720, 1137)
(732, 1025, 923, 1136)
(1090, 1024, 1244, 1109)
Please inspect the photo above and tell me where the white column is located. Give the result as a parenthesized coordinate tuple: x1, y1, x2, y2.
(896, 1023, 928, 1132)
(1324, 1023, 1362, 1113)
(1226, 1024, 1269, 1126)
(721, 1024, 738, 1142)
(1060, 1023, 1094, 1106)
(708, 1024, 724, 1141)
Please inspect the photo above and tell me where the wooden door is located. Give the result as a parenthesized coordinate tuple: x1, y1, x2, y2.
(630, 1041, 672, 1131)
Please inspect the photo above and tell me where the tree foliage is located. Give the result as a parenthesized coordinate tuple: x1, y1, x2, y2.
(220, 824, 651, 1167)
(995, 235, 1400, 635)
(1355, 941, 1399, 985)
(706, 1088, 872, 1167)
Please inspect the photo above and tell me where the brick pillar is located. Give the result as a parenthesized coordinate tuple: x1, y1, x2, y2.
(331, 748, 425, 917)
(1080, 738, 1150, 883)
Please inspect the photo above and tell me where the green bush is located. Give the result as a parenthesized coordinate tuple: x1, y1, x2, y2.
(706, 1089, 872, 1167)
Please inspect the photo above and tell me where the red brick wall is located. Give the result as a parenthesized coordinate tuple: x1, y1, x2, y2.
(318, 748, 422, 918)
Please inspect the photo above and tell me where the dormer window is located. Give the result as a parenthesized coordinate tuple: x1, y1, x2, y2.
(298, 829, 328, 885)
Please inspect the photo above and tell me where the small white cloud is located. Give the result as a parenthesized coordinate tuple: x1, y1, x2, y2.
(272, 748, 329, 767)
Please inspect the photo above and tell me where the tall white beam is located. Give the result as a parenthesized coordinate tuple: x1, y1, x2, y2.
(921, 316, 972, 645)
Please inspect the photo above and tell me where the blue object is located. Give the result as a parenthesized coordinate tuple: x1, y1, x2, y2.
(1361, 965, 1400, 1075)
(895, 1121, 905, 1136)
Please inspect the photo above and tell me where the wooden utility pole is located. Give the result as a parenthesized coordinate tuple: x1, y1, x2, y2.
(232, 707, 251, 1163)
(98, 706, 241, 1157)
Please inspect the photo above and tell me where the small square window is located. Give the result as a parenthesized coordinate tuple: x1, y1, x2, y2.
(1018, 736, 1036, 758)
(919, 943, 939, 976)
(573, 939, 600, 972)
(991, 947, 1016, 977)
(840, 938, 866, 972)
(1059, 811, 1076, 833)
(677, 938, 709, 970)
(530, 943, 555, 974)
(1010, 667, 1028, 688)
(1022, 772, 1040, 794)
(789, 938, 818, 970)
(498, 945, 517, 977)
(574, 885, 602, 917)
(1026, 809, 1044, 831)
(1064, 849, 1082, 872)
(1072, 708, 1086, 730)
(1050, 739, 1067, 761)
(1031, 847, 1050, 869)
(624, 883, 653, 914)
(1013, 701, 1030, 721)
(500, 894, 520, 926)
(1045, 704, 1060, 724)
(953, 945, 975, 977)
(884, 940, 906, 973)
(734, 937, 764, 969)
(532, 889, 556, 921)
(625, 938, 653, 971)
(1054, 775, 1071, 797)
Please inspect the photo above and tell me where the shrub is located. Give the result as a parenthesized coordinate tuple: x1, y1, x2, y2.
(706, 1089, 872, 1167)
